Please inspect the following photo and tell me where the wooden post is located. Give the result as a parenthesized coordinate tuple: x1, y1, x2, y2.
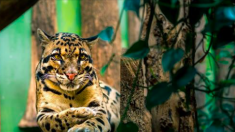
(80, 0, 121, 91)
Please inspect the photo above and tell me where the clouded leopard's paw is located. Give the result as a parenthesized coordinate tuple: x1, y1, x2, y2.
(69, 107, 96, 118)
(68, 124, 99, 132)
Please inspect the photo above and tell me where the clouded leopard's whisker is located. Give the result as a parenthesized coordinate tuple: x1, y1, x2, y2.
(84, 73, 93, 81)
(41, 74, 56, 80)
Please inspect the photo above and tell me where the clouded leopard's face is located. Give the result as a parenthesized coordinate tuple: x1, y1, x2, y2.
(37, 29, 98, 91)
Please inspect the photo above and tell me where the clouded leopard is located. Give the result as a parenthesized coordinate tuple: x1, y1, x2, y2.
(36, 29, 120, 132)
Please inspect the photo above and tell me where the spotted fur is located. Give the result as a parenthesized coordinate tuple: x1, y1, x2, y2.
(36, 29, 120, 132)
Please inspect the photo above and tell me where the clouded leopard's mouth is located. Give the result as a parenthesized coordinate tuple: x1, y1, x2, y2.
(59, 83, 81, 91)
(42, 73, 93, 91)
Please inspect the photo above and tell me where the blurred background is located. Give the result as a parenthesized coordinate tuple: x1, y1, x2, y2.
(1, 0, 235, 132)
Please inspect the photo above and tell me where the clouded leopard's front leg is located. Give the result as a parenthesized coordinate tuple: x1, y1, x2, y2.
(68, 106, 111, 132)
(37, 107, 96, 132)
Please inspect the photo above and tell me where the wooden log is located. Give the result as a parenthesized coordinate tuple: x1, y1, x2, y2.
(18, 0, 57, 128)
(0, 0, 38, 31)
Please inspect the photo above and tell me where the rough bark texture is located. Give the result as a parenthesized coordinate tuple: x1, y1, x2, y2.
(120, 58, 152, 132)
(18, 0, 57, 128)
(120, 3, 152, 132)
(144, 0, 196, 131)
(128, 11, 141, 45)
(80, 0, 121, 91)
(0, 0, 38, 31)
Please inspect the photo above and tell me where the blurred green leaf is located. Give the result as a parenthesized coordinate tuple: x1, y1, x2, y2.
(173, 66, 197, 87)
(217, 50, 232, 59)
(213, 26, 234, 49)
(117, 121, 139, 132)
(212, 112, 228, 119)
(98, 26, 114, 42)
(204, 7, 235, 33)
(159, 0, 180, 25)
(224, 42, 235, 49)
(197, 110, 212, 129)
(206, 125, 224, 132)
(220, 79, 235, 86)
(216, 6, 235, 22)
(146, 82, 173, 110)
(197, 110, 209, 119)
(123, 40, 150, 59)
(171, 0, 178, 5)
(124, 0, 140, 17)
(100, 54, 115, 76)
(100, 64, 108, 76)
(218, 60, 229, 65)
(222, 103, 234, 111)
(206, 120, 225, 132)
(162, 48, 184, 72)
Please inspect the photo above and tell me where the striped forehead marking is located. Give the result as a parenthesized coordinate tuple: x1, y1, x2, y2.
(52, 33, 83, 47)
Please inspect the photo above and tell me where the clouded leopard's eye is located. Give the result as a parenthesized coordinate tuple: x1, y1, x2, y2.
(80, 54, 86, 60)
(52, 54, 62, 61)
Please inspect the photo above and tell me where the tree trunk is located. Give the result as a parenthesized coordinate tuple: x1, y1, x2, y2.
(120, 58, 152, 132)
(119, 3, 152, 132)
(144, 0, 196, 131)
(18, 0, 57, 128)
(128, 11, 141, 45)
(80, 0, 121, 91)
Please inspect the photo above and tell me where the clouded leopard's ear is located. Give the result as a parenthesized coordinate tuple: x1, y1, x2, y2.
(37, 28, 51, 46)
(81, 35, 99, 48)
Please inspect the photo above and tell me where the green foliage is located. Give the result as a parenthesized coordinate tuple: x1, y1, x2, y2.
(206, 124, 224, 132)
(162, 48, 184, 72)
(197, 110, 212, 129)
(100, 64, 108, 76)
(146, 82, 173, 110)
(100, 54, 115, 76)
(215, 7, 235, 28)
(158, 0, 180, 25)
(222, 103, 234, 111)
(171, 0, 178, 5)
(217, 50, 232, 59)
(218, 60, 229, 65)
(98, 26, 114, 42)
(204, 6, 235, 33)
(219, 79, 235, 86)
(123, 40, 150, 59)
(117, 121, 139, 132)
(173, 66, 197, 88)
(123, 0, 140, 17)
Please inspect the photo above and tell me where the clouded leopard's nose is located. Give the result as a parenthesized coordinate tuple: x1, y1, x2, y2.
(66, 73, 77, 81)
